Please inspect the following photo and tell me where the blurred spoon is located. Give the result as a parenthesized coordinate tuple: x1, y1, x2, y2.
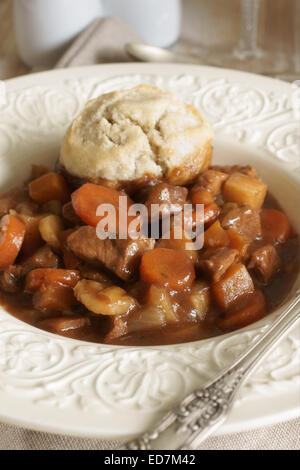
(125, 43, 209, 65)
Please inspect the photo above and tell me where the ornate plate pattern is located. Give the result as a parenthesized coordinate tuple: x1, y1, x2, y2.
(0, 64, 299, 438)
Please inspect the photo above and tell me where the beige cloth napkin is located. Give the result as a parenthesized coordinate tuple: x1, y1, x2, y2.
(55, 17, 143, 68)
(1, 419, 299, 450)
(1, 15, 299, 451)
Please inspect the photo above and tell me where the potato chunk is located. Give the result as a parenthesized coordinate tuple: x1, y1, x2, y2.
(146, 284, 178, 323)
(223, 173, 267, 209)
(74, 280, 137, 316)
(212, 264, 254, 311)
(39, 215, 64, 250)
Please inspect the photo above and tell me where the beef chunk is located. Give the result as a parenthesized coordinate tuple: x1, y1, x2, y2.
(38, 316, 90, 334)
(21, 245, 60, 275)
(145, 183, 188, 219)
(248, 244, 280, 283)
(0, 188, 30, 217)
(67, 226, 155, 281)
(221, 206, 261, 243)
(104, 315, 128, 343)
(198, 247, 239, 282)
(62, 202, 82, 225)
(0, 265, 23, 293)
(195, 169, 228, 196)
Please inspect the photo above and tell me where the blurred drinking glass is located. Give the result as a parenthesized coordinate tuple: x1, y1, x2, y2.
(186, 0, 299, 80)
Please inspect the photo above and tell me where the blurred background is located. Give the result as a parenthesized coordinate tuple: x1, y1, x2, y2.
(0, 0, 299, 80)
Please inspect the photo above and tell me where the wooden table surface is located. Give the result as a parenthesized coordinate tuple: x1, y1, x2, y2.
(0, 0, 29, 79)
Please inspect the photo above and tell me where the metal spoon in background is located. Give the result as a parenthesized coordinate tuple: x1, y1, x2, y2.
(125, 43, 209, 66)
(125, 43, 299, 82)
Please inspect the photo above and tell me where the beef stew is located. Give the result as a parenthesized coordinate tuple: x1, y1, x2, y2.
(0, 164, 298, 346)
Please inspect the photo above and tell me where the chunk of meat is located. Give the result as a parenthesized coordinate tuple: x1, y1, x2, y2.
(0, 265, 23, 293)
(212, 264, 254, 311)
(62, 202, 82, 225)
(195, 169, 228, 195)
(218, 290, 267, 330)
(105, 315, 128, 343)
(29, 164, 51, 181)
(38, 316, 90, 334)
(33, 282, 77, 313)
(21, 245, 60, 275)
(198, 247, 239, 282)
(145, 183, 188, 219)
(15, 212, 45, 257)
(67, 226, 155, 281)
(221, 206, 261, 243)
(248, 244, 280, 283)
(0, 188, 30, 217)
(79, 266, 113, 289)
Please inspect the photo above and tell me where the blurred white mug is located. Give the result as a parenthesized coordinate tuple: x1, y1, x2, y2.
(14, 0, 182, 68)
(14, 0, 101, 67)
(102, 0, 182, 47)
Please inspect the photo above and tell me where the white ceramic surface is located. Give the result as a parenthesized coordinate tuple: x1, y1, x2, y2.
(0, 64, 299, 439)
(13, 0, 101, 67)
(102, 0, 182, 47)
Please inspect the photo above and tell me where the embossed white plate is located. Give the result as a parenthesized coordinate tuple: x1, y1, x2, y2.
(0, 64, 299, 439)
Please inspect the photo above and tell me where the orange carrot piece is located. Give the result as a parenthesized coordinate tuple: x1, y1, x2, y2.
(29, 172, 71, 204)
(25, 268, 80, 291)
(140, 248, 195, 291)
(71, 183, 133, 230)
(260, 208, 292, 244)
(0, 215, 26, 269)
(219, 290, 267, 330)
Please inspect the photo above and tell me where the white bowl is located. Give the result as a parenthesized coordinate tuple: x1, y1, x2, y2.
(0, 64, 299, 439)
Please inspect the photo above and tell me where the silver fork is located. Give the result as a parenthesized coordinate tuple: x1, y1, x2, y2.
(119, 289, 300, 450)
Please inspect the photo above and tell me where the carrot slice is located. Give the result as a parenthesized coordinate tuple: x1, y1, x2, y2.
(29, 172, 71, 204)
(25, 268, 80, 291)
(218, 290, 267, 330)
(260, 208, 292, 244)
(0, 215, 26, 269)
(140, 248, 195, 291)
(71, 183, 134, 231)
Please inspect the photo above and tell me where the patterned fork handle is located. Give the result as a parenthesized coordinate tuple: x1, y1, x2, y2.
(119, 289, 300, 450)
